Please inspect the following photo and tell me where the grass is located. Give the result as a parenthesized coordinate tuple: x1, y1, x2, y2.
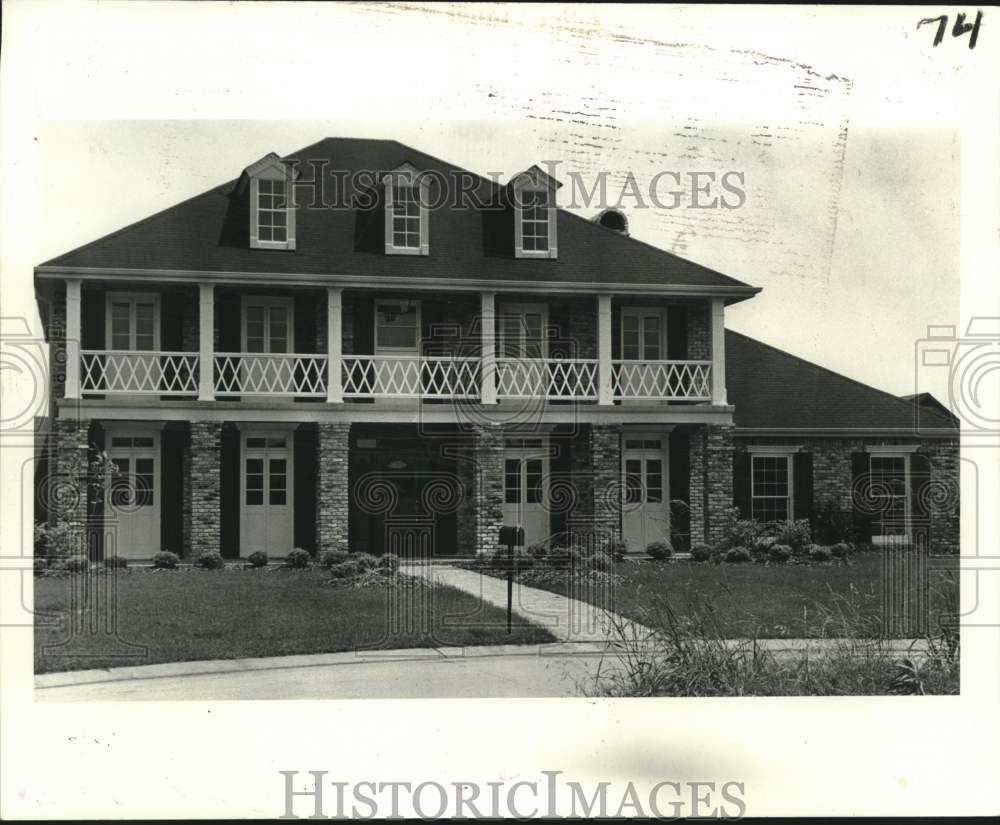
(484, 553, 960, 639)
(34, 569, 555, 673)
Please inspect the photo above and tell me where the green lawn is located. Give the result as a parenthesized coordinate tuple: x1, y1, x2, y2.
(507, 554, 960, 638)
(34, 570, 555, 673)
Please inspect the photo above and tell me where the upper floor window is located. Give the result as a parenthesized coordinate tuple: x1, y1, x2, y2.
(238, 152, 296, 251)
(384, 164, 429, 256)
(511, 165, 561, 260)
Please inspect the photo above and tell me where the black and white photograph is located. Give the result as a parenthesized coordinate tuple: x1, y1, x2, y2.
(1, 2, 997, 820)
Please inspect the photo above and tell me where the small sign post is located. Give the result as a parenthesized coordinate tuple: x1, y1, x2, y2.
(498, 525, 525, 634)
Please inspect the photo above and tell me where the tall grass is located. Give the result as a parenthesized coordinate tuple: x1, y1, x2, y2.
(587, 580, 960, 696)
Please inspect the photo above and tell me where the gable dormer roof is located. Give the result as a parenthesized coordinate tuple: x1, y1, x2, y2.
(229, 152, 298, 198)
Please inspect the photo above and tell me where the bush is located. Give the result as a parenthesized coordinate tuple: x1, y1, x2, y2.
(284, 548, 311, 569)
(377, 553, 401, 574)
(328, 560, 363, 579)
(752, 535, 777, 557)
(689, 543, 712, 562)
(104, 555, 128, 570)
(772, 519, 812, 552)
(247, 551, 269, 568)
(588, 551, 614, 572)
(809, 545, 832, 562)
(63, 556, 90, 573)
(830, 542, 851, 558)
(34, 557, 49, 576)
(722, 510, 764, 550)
(526, 543, 548, 560)
(646, 541, 673, 561)
(546, 545, 582, 568)
(197, 551, 225, 570)
(351, 552, 379, 571)
(603, 541, 628, 562)
(768, 544, 792, 563)
(319, 550, 350, 569)
(724, 547, 752, 564)
(153, 551, 179, 570)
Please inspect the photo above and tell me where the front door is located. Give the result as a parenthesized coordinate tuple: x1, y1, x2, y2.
(498, 303, 547, 397)
(502, 438, 549, 547)
(622, 434, 670, 553)
(106, 429, 161, 559)
(105, 293, 160, 394)
(240, 430, 293, 556)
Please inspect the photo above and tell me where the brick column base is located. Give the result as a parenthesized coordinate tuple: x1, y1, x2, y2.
(49, 417, 92, 556)
(473, 425, 504, 557)
(688, 424, 734, 548)
(190, 421, 222, 557)
(317, 423, 351, 554)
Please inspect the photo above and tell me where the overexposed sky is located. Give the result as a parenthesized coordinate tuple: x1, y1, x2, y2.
(7, 3, 996, 407)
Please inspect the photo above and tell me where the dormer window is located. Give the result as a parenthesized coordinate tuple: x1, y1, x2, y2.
(511, 165, 560, 260)
(235, 152, 297, 251)
(384, 164, 429, 256)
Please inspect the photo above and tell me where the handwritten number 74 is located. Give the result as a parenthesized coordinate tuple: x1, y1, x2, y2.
(918, 10, 983, 49)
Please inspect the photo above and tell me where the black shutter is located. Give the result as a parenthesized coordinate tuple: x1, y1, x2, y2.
(354, 295, 375, 354)
(910, 451, 931, 533)
(81, 288, 105, 349)
(667, 305, 688, 360)
(793, 451, 814, 521)
(851, 451, 874, 541)
(217, 291, 241, 352)
(160, 291, 184, 351)
(733, 451, 751, 519)
(294, 292, 317, 354)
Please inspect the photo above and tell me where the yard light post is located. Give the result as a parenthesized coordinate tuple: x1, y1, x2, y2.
(498, 525, 525, 634)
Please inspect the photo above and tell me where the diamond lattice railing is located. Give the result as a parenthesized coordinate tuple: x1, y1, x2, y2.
(342, 355, 480, 398)
(213, 353, 327, 396)
(612, 360, 712, 400)
(496, 358, 599, 399)
(80, 351, 199, 394)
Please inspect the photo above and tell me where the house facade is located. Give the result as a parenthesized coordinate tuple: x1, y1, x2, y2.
(34, 138, 960, 561)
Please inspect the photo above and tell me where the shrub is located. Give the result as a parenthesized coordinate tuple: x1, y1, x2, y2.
(724, 547, 752, 564)
(196, 551, 225, 570)
(247, 551, 269, 568)
(34, 521, 84, 561)
(104, 555, 128, 570)
(721, 508, 764, 550)
(809, 545, 832, 562)
(546, 545, 582, 568)
(284, 548, 311, 569)
(377, 553, 401, 574)
(689, 543, 712, 562)
(328, 560, 363, 579)
(751, 535, 777, 557)
(830, 542, 851, 558)
(772, 519, 812, 552)
(153, 551, 179, 570)
(351, 552, 379, 571)
(34, 557, 48, 576)
(319, 550, 350, 569)
(603, 541, 628, 562)
(63, 556, 90, 573)
(646, 541, 673, 561)
(588, 551, 614, 572)
(526, 543, 548, 560)
(768, 544, 792, 563)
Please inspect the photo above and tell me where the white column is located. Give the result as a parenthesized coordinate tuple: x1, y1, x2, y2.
(711, 297, 727, 405)
(480, 291, 497, 405)
(327, 287, 343, 403)
(64, 279, 81, 399)
(198, 283, 215, 401)
(597, 294, 613, 405)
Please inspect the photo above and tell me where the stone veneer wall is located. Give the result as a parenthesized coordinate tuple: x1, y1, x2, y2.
(591, 424, 622, 544)
(688, 424, 735, 547)
(473, 425, 504, 557)
(190, 421, 222, 557)
(49, 287, 67, 401)
(316, 423, 351, 553)
(50, 417, 91, 548)
(735, 435, 961, 553)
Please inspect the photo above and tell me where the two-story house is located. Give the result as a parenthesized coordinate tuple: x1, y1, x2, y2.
(34, 138, 960, 562)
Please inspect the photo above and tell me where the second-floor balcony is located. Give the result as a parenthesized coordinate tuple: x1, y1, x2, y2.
(64, 284, 729, 406)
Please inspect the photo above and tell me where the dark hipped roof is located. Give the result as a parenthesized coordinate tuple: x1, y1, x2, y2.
(38, 137, 757, 296)
(726, 330, 959, 433)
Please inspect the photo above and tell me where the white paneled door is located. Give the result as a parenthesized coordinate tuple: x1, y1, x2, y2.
(622, 434, 670, 553)
(501, 438, 550, 548)
(240, 430, 294, 556)
(106, 429, 161, 559)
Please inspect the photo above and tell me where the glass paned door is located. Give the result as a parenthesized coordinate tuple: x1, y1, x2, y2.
(622, 436, 669, 553)
(240, 433, 293, 556)
(498, 304, 547, 397)
(106, 430, 160, 559)
(501, 441, 549, 547)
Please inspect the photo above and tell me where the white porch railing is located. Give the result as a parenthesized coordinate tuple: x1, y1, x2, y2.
(496, 358, 599, 400)
(612, 360, 712, 400)
(214, 353, 327, 397)
(80, 350, 200, 395)
(342, 355, 480, 399)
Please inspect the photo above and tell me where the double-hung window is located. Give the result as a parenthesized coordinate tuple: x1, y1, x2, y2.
(512, 166, 559, 259)
(384, 165, 429, 255)
(868, 451, 911, 541)
(750, 453, 793, 523)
